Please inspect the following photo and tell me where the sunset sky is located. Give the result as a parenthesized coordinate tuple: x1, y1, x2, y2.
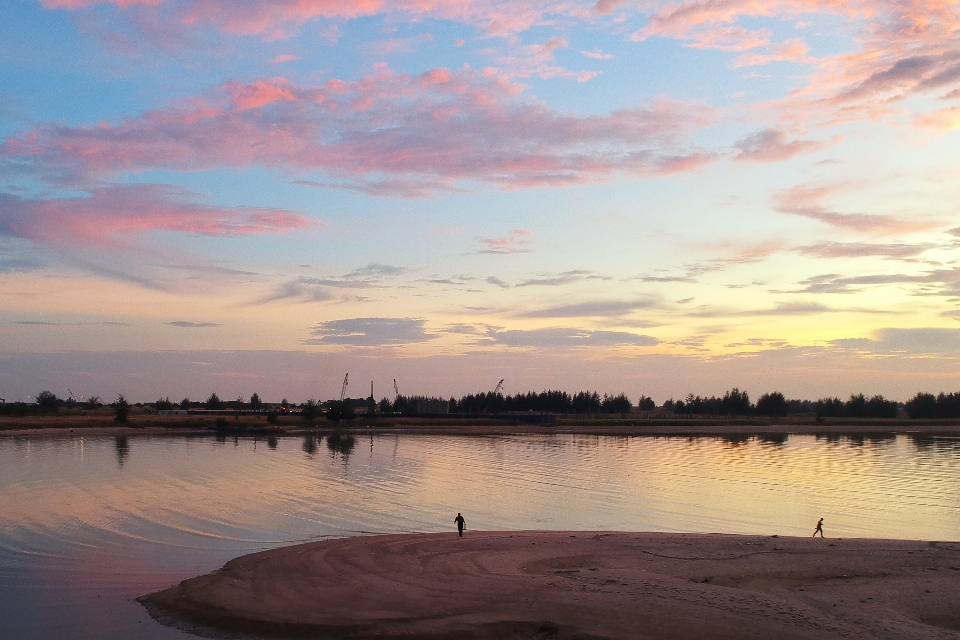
(2, 0, 959, 403)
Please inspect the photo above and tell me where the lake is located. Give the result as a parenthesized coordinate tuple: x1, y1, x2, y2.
(1, 432, 959, 639)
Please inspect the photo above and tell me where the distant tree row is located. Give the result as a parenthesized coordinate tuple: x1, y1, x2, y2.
(904, 392, 960, 419)
(367, 390, 634, 415)
(660, 390, 900, 419)
(812, 394, 899, 419)
(663, 389, 754, 416)
(11, 388, 960, 421)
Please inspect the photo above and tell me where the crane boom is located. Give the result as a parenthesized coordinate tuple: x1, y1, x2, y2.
(340, 373, 349, 402)
(493, 379, 504, 396)
(393, 379, 399, 398)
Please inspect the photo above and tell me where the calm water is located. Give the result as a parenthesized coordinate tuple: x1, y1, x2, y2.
(1, 432, 959, 639)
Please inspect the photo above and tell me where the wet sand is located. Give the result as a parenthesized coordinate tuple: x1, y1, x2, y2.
(141, 531, 960, 639)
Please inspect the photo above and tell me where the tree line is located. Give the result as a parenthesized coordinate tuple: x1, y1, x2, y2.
(9, 388, 960, 420)
(662, 391, 900, 419)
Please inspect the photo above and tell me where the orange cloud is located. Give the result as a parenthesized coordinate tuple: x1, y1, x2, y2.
(915, 105, 960, 130)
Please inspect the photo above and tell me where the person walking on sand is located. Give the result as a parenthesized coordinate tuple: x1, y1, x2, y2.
(813, 518, 824, 538)
(454, 513, 465, 537)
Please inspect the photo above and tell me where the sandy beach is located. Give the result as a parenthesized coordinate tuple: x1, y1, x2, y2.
(140, 531, 960, 639)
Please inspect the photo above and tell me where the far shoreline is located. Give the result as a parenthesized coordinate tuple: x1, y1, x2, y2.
(3, 413, 960, 439)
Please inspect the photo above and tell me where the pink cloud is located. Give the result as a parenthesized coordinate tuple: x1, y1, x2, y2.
(43, 0, 597, 39)
(732, 38, 813, 67)
(479, 229, 534, 254)
(733, 128, 833, 162)
(0, 185, 311, 247)
(773, 183, 940, 234)
(225, 78, 297, 110)
(269, 54, 299, 63)
(627, 1, 960, 128)
(1, 67, 718, 196)
(592, 0, 626, 15)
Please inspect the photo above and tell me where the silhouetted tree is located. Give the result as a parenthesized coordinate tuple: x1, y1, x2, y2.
(112, 394, 131, 423)
(205, 393, 224, 410)
(601, 393, 632, 414)
(906, 392, 937, 418)
(36, 390, 59, 414)
(180, 397, 190, 410)
(250, 392, 262, 412)
(378, 397, 392, 413)
(815, 397, 844, 418)
(638, 395, 656, 411)
(155, 397, 175, 410)
(720, 388, 751, 415)
(327, 400, 355, 423)
(755, 392, 788, 418)
(865, 395, 898, 418)
(905, 391, 960, 418)
(302, 399, 320, 424)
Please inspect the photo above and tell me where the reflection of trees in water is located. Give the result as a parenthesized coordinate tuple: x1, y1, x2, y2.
(843, 433, 896, 447)
(114, 436, 129, 466)
(267, 435, 278, 450)
(910, 435, 960, 454)
(758, 434, 788, 446)
(302, 434, 318, 455)
(327, 434, 356, 459)
(719, 434, 751, 447)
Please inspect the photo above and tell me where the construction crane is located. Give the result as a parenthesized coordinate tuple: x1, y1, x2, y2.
(340, 374, 349, 402)
(493, 379, 504, 396)
(67, 389, 84, 403)
(393, 379, 400, 398)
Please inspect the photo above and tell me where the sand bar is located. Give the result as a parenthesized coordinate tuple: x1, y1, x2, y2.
(141, 531, 960, 639)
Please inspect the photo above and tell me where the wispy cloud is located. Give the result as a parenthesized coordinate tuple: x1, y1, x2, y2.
(795, 268, 960, 296)
(167, 321, 223, 328)
(306, 317, 435, 346)
(518, 299, 658, 318)
(773, 184, 937, 234)
(486, 276, 511, 289)
(516, 270, 593, 287)
(489, 327, 659, 348)
(734, 129, 833, 162)
(479, 230, 533, 254)
(833, 327, 960, 354)
(797, 242, 935, 260)
(0, 185, 311, 247)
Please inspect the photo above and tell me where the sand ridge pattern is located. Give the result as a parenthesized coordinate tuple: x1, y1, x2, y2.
(140, 531, 960, 639)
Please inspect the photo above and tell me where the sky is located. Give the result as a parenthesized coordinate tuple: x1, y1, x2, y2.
(1, 0, 959, 403)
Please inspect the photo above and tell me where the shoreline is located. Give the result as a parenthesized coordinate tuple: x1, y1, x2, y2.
(3, 420, 960, 439)
(141, 531, 960, 640)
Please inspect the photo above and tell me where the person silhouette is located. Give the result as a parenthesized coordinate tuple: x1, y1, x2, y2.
(454, 513, 465, 537)
(813, 518, 824, 538)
